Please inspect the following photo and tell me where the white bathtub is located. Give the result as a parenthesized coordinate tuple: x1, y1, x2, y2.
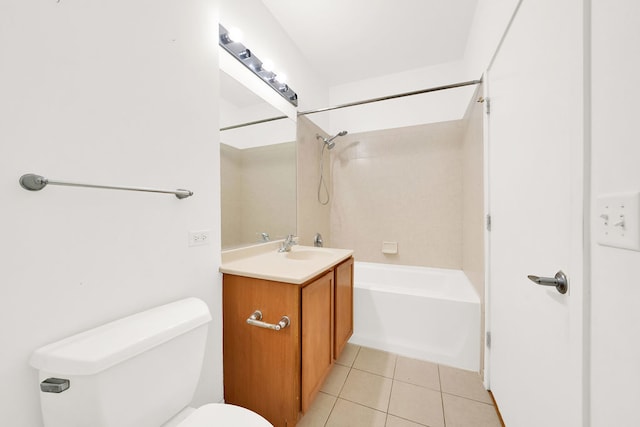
(351, 262, 480, 371)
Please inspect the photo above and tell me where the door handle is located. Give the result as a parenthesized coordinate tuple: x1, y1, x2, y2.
(527, 270, 568, 294)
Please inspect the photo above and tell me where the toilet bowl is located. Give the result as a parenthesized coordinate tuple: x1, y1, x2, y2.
(174, 404, 270, 426)
(30, 298, 272, 427)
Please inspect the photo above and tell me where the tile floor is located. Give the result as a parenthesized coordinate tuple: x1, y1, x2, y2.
(298, 344, 503, 427)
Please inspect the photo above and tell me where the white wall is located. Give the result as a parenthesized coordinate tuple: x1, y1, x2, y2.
(0, 1, 221, 425)
(462, 0, 521, 78)
(322, 0, 521, 137)
(591, 1, 640, 424)
(328, 59, 468, 104)
(325, 61, 475, 136)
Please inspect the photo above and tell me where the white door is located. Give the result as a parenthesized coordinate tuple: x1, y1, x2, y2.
(487, 0, 586, 426)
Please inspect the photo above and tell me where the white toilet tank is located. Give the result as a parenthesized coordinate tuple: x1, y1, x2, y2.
(30, 298, 212, 427)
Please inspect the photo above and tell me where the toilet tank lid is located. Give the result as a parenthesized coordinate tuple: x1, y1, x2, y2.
(30, 298, 212, 376)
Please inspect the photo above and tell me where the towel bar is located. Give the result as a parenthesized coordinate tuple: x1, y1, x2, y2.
(19, 173, 193, 199)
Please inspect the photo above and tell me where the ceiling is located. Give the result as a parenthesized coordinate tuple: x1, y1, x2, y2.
(261, 0, 479, 86)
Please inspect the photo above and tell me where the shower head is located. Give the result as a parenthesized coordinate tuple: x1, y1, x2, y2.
(316, 130, 348, 150)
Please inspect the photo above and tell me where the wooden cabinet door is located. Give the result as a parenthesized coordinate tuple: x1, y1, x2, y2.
(223, 275, 300, 427)
(301, 271, 334, 413)
(334, 257, 354, 359)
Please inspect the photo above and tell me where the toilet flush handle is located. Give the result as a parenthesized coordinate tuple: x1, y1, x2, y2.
(40, 378, 70, 393)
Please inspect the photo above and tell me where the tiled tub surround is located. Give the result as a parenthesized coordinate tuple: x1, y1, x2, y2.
(299, 345, 502, 427)
(329, 120, 465, 269)
(297, 116, 333, 247)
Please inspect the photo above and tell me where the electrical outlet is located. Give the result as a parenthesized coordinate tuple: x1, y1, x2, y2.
(188, 230, 210, 247)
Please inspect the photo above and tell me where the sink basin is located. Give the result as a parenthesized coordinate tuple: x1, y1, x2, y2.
(285, 249, 335, 261)
(221, 242, 354, 284)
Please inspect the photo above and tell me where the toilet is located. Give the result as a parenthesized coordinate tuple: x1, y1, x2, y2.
(29, 298, 271, 427)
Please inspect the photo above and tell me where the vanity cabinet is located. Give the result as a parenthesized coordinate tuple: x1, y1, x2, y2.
(333, 256, 354, 359)
(222, 257, 353, 427)
(300, 271, 334, 413)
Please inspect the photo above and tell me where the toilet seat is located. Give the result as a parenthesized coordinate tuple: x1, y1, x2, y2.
(176, 403, 272, 427)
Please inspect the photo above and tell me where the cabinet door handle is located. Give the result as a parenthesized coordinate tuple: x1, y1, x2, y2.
(246, 310, 291, 331)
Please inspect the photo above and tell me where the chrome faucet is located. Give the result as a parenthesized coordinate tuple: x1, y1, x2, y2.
(278, 234, 297, 252)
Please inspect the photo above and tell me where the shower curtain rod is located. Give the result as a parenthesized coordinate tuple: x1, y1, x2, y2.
(219, 79, 482, 131)
(298, 79, 482, 116)
(220, 114, 288, 131)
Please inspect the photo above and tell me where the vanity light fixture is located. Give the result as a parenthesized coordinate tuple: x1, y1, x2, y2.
(220, 32, 232, 44)
(227, 27, 244, 43)
(260, 59, 274, 72)
(219, 24, 298, 107)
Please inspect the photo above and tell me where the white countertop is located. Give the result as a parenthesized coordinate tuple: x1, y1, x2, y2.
(220, 241, 354, 284)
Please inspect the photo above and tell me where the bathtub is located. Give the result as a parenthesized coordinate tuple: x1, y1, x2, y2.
(351, 262, 480, 371)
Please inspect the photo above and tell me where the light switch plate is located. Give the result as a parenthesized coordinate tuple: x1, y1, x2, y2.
(596, 192, 640, 251)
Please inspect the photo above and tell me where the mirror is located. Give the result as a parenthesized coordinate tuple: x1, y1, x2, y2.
(220, 69, 297, 249)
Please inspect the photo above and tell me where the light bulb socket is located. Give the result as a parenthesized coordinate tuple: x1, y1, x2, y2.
(219, 23, 298, 107)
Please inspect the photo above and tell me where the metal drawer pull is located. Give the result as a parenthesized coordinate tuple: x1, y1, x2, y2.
(246, 310, 290, 331)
